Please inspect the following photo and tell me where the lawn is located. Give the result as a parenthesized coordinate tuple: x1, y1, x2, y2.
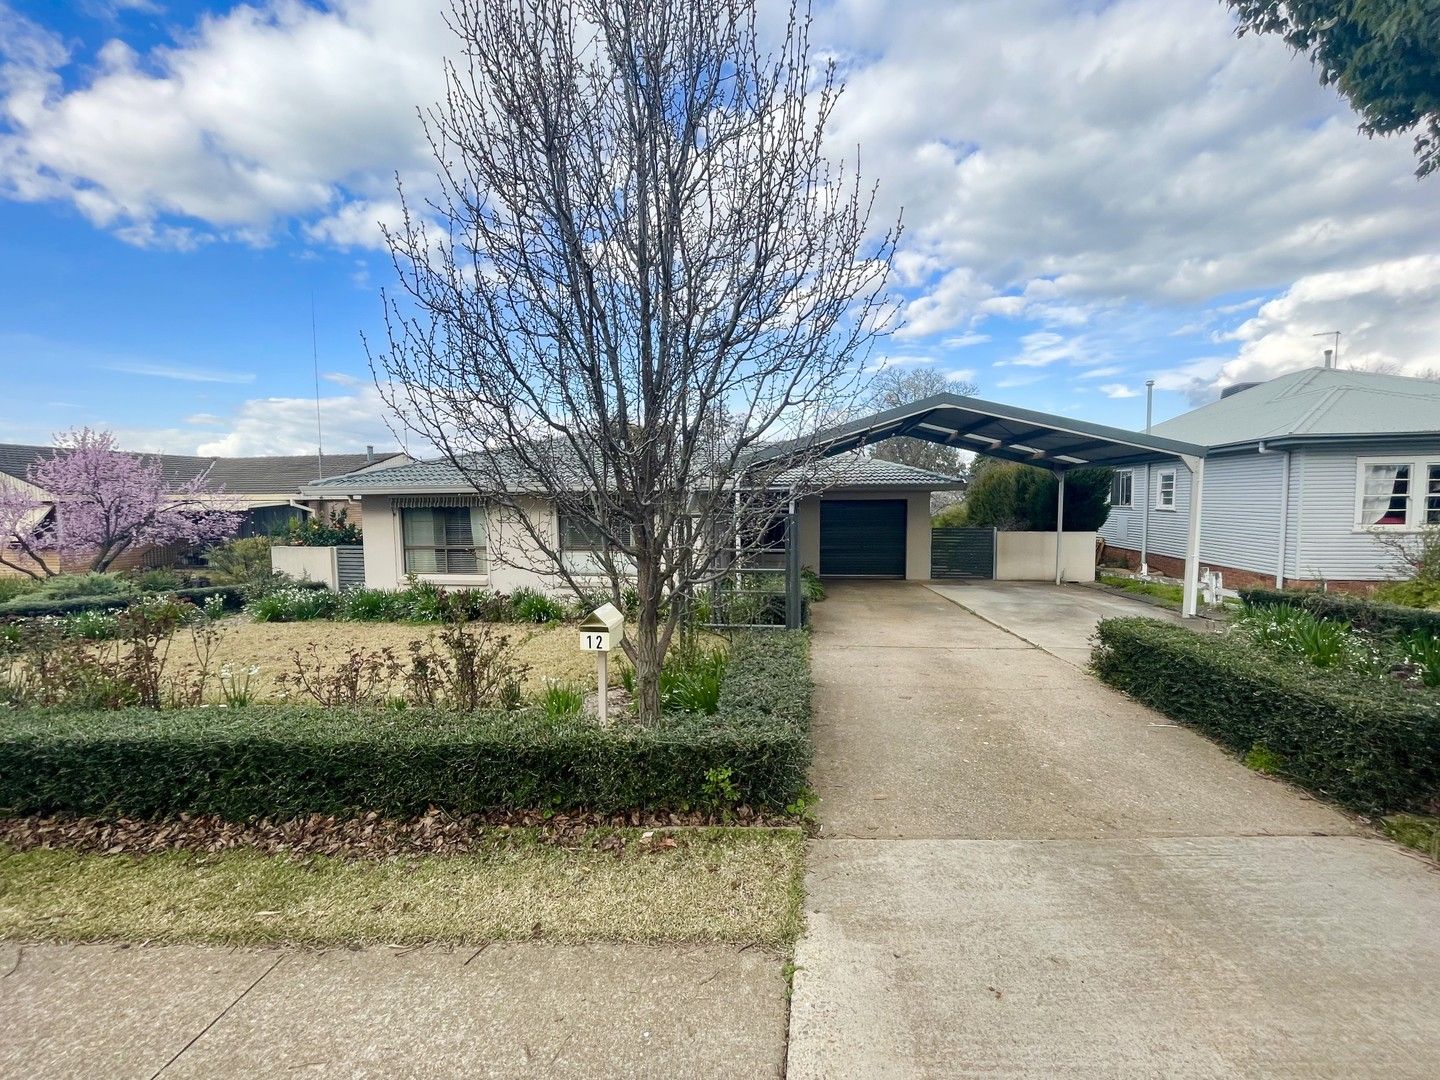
(0, 827, 806, 947)
(173, 616, 611, 699)
(1097, 573, 1184, 607)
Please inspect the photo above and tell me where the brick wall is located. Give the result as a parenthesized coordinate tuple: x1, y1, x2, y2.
(1100, 544, 1382, 596)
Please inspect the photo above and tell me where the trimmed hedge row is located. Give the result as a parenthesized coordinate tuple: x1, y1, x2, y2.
(0, 584, 247, 618)
(1092, 617, 1440, 813)
(1238, 586, 1440, 637)
(0, 632, 811, 820)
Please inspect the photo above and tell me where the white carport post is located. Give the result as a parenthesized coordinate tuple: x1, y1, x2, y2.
(1180, 454, 1205, 617)
(1054, 470, 1066, 584)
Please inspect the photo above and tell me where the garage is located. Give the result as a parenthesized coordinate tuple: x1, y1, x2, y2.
(820, 499, 907, 577)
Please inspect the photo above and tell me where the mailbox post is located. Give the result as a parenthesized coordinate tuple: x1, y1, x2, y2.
(578, 602, 625, 724)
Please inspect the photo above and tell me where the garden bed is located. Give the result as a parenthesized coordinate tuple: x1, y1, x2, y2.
(0, 632, 812, 819)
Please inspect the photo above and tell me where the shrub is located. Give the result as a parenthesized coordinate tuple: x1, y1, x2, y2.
(1092, 617, 1440, 813)
(509, 586, 567, 623)
(0, 577, 40, 604)
(0, 632, 811, 818)
(247, 585, 339, 622)
(0, 584, 242, 618)
(276, 508, 362, 546)
(1374, 578, 1440, 610)
(538, 681, 586, 720)
(955, 462, 1113, 531)
(336, 587, 411, 622)
(203, 536, 274, 587)
(1239, 586, 1440, 637)
(123, 567, 188, 592)
(31, 573, 129, 600)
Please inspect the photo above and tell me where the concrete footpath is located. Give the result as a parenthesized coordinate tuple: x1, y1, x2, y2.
(786, 581, 1440, 1079)
(2, 942, 786, 1079)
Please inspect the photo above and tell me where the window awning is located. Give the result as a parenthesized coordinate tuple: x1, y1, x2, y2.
(752, 393, 1207, 471)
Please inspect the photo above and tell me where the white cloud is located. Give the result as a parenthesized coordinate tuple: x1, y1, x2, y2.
(941, 332, 990, 349)
(1203, 255, 1440, 387)
(1077, 365, 1125, 379)
(108, 361, 255, 384)
(194, 385, 406, 457)
(1097, 383, 1140, 399)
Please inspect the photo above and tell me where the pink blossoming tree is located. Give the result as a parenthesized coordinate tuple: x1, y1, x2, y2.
(1, 429, 241, 577)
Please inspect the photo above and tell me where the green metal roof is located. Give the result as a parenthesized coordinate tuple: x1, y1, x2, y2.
(1153, 368, 1440, 449)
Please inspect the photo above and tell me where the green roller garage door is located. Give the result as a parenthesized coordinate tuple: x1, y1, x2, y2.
(820, 499, 907, 577)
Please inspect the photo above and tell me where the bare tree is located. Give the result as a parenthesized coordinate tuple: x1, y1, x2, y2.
(371, 0, 897, 723)
(866, 366, 977, 478)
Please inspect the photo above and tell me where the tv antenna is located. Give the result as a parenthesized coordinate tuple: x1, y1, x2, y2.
(311, 294, 324, 480)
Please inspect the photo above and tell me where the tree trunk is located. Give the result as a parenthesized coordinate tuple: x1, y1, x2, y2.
(629, 555, 665, 726)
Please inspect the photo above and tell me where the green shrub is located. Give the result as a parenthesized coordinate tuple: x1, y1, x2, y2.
(1239, 586, 1440, 637)
(337, 587, 411, 622)
(247, 585, 338, 622)
(0, 577, 41, 604)
(957, 462, 1113, 531)
(662, 645, 728, 714)
(510, 586, 566, 623)
(0, 632, 811, 819)
(276, 508, 362, 546)
(0, 584, 242, 618)
(203, 537, 274, 587)
(537, 681, 586, 720)
(1092, 617, 1440, 813)
(64, 609, 121, 641)
(124, 568, 187, 592)
(1374, 578, 1440, 610)
(31, 573, 128, 600)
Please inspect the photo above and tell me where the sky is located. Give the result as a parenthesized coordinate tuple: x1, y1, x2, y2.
(1, 0, 1437, 457)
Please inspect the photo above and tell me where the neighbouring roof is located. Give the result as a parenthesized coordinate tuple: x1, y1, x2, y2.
(302, 451, 965, 497)
(1153, 368, 1440, 449)
(0, 444, 407, 496)
(776, 456, 966, 490)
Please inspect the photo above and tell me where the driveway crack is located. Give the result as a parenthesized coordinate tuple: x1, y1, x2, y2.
(150, 953, 284, 1079)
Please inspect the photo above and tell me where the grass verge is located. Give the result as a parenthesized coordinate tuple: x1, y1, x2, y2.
(1097, 574, 1184, 607)
(0, 826, 805, 948)
(1381, 814, 1440, 861)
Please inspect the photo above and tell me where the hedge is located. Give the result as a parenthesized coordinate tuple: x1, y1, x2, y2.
(1092, 617, 1440, 813)
(0, 632, 811, 820)
(1238, 586, 1440, 637)
(0, 584, 246, 618)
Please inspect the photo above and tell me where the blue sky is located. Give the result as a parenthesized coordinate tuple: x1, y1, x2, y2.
(2, 0, 1437, 455)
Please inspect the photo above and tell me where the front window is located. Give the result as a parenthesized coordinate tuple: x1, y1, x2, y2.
(1154, 469, 1176, 510)
(1355, 458, 1440, 529)
(560, 513, 605, 553)
(401, 506, 487, 574)
(1110, 470, 1133, 508)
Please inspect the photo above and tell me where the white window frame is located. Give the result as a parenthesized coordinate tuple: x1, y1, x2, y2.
(1110, 469, 1133, 509)
(1153, 468, 1177, 511)
(1353, 456, 1440, 532)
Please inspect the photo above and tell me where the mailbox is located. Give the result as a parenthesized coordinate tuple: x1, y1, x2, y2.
(579, 602, 624, 652)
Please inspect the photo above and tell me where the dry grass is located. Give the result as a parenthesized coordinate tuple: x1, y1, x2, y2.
(0, 827, 806, 947)
(169, 617, 608, 700)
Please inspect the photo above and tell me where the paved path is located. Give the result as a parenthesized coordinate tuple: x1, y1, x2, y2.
(787, 581, 1440, 1078)
(2, 943, 786, 1079)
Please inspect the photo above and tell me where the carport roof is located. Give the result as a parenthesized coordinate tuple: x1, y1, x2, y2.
(753, 393, 1206, 471)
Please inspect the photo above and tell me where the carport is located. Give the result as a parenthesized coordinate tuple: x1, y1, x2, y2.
(756, 393, 1211, 616)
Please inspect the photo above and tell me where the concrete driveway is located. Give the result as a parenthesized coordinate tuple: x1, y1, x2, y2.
(926, 579, 1183, 666)
(787, 581, 1440, 1078)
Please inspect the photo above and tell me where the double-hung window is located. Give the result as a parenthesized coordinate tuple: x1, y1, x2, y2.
(559, 514, 605, 556)
(1154, 468, 1177, 510)
(1355, 458, 1440, 530)
(1110, 470, 1133, 509)
(401, 506, 487, 574)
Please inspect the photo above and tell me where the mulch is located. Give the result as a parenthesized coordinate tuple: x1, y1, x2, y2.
(0, 806, 799, 860)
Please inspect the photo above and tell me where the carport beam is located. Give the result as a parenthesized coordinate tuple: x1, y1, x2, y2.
(1181, 455, 1205, 618)
(1054, 471, 1066, 584)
